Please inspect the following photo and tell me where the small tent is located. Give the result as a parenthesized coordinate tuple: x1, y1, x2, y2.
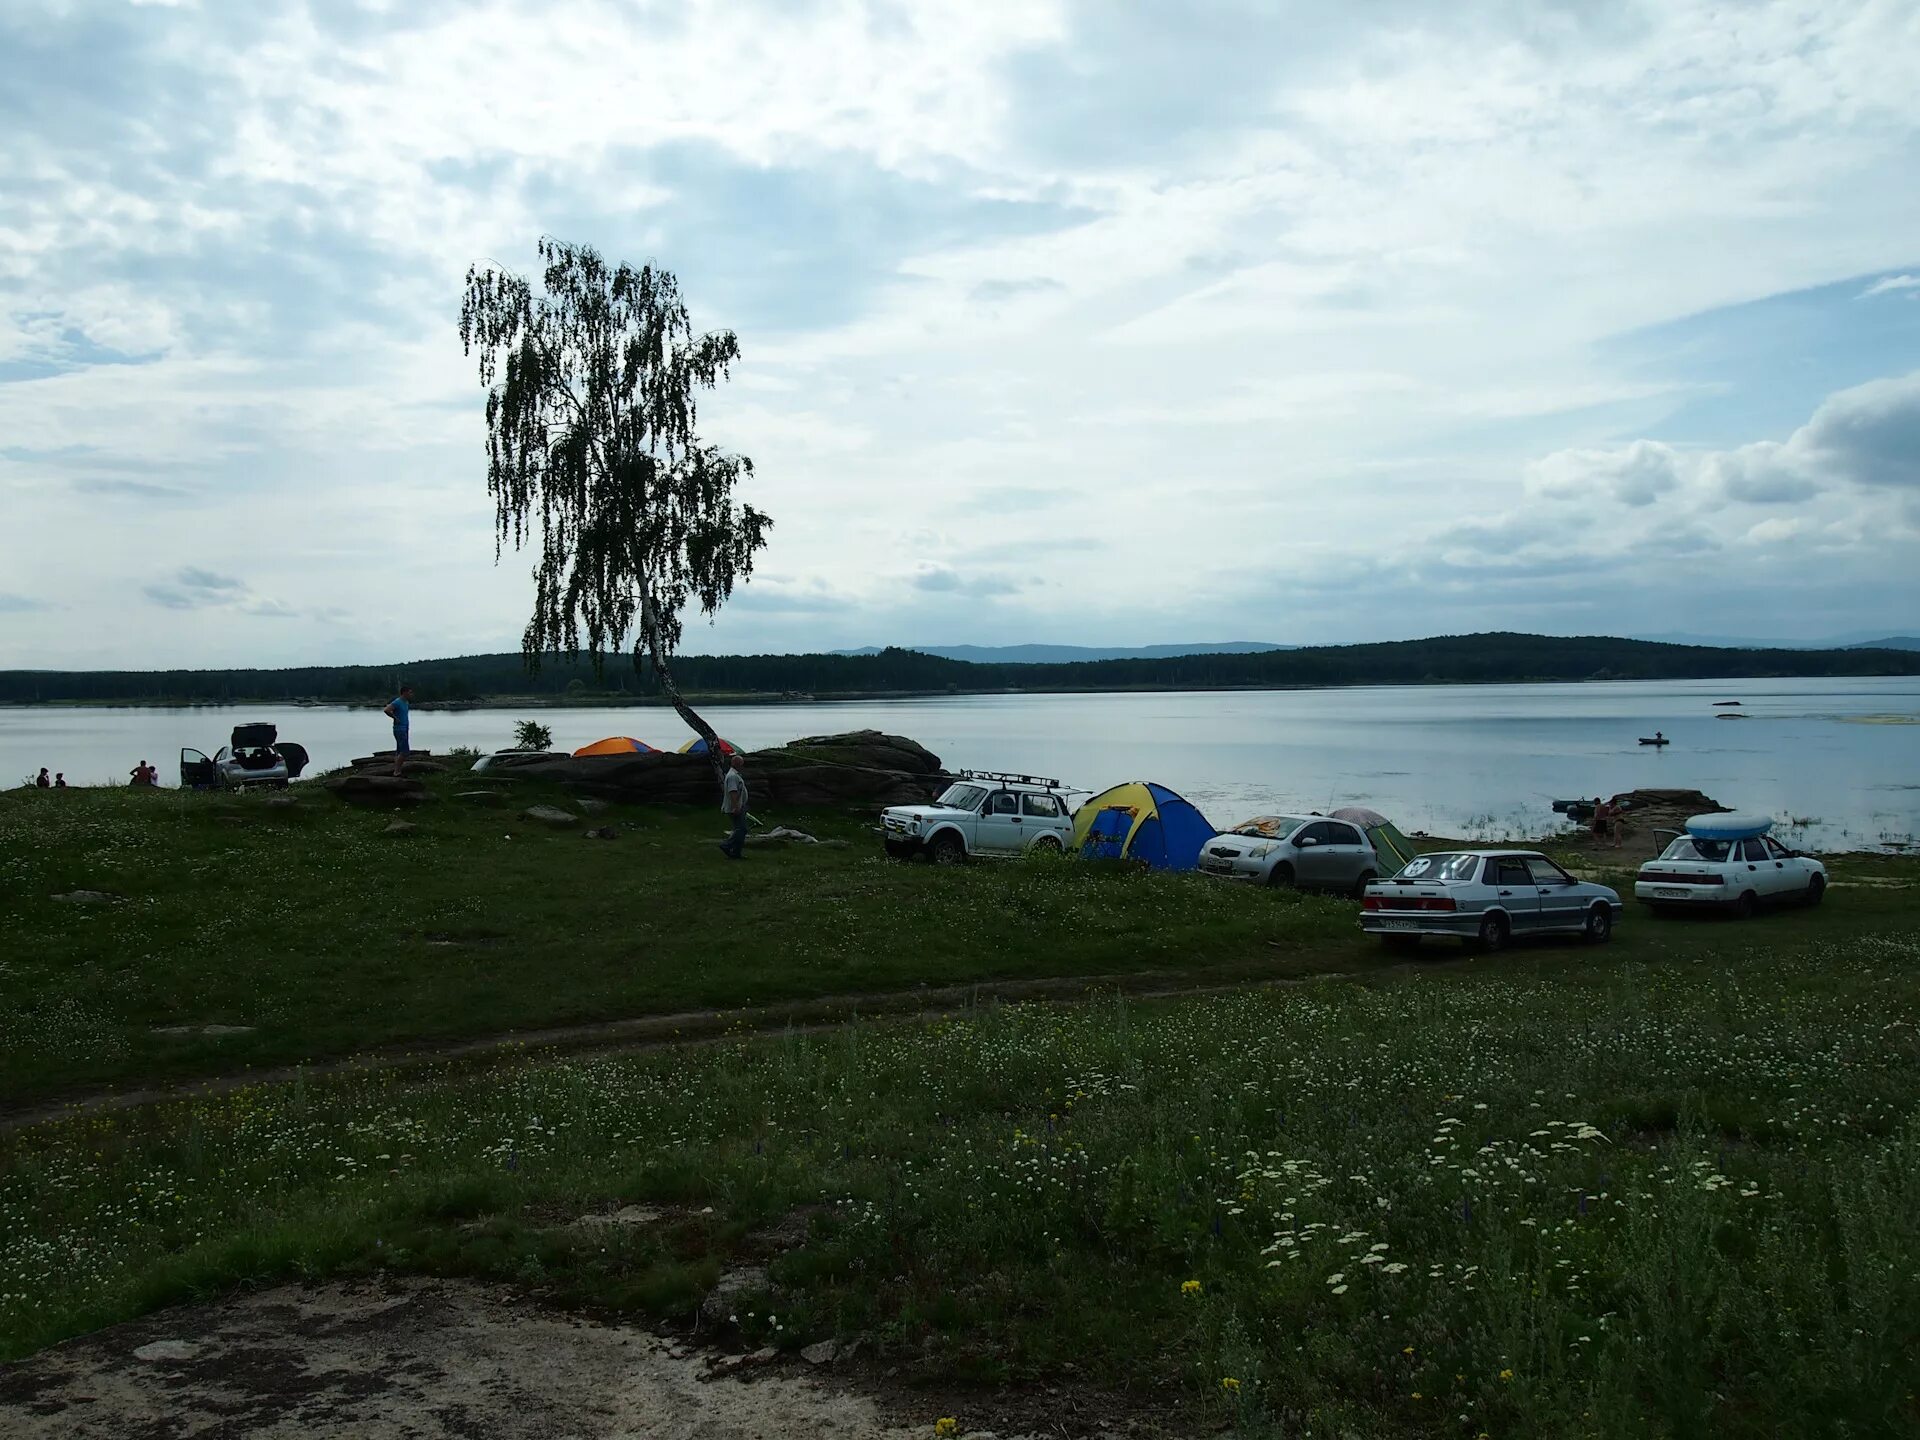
(1071, 782, 1217, 871)
(1329, 806, 1419, 874)
(573, 736, 659, 758)
(678, 736, 736, 757)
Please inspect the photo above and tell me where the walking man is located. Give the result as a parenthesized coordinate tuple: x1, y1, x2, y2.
(384, 683, 414, 778)
(718, 751, 749, 859)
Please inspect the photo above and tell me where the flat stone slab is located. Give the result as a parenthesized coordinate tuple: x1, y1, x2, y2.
(0, 1277, 953, 1438)
(522, 804, 578, 827)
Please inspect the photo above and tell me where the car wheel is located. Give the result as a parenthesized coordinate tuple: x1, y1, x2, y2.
(1583, 904, 1613, 945)
(929, 832, 965, 866)
(1351, 871, 1376, 900)
(1476, 912, 1509, 952)
(1267, 862, 1295, 889)
(1733, 890, 1758, 920)
(1382, 933, 1422, 953)
(1804, 874, 1826, 907)
(1030, 834, 1065, 857)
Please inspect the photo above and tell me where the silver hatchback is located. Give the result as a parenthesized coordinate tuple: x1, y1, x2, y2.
(1198, 814, 1382, 895)
(1360, 849, 1622, 952)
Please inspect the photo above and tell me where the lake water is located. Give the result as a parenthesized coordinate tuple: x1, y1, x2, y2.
(3, 677, 1916, 850)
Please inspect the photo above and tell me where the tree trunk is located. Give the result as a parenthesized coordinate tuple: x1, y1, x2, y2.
(638, 612, 727, 785)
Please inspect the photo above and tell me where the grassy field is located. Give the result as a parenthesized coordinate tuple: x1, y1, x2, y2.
(4, 928, 1917, 1435)
(6, 778, 1920, 1434)
(3, 777, 1915, 1106)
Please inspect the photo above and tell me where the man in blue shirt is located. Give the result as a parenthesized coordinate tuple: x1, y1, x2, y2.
(383, 684, 414, 777)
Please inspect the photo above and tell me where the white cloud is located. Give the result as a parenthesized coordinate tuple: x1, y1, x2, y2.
(1859, 274, 1920, 299)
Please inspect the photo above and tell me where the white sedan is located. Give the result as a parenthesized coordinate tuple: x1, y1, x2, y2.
(1634, 813, 1827, 917)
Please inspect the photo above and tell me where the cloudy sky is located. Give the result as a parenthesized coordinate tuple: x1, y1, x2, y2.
(3, 0, 1918, 670)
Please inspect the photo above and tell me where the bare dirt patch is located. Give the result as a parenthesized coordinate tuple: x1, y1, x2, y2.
(0, 1277, 1023, 1438)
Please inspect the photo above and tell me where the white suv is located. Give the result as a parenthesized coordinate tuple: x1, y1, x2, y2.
(882, 772, 1075, 863)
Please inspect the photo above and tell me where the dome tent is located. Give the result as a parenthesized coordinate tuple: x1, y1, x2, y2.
(573, 736, 659, 757)
(678, 736, 736, 757)
(1071, 782, 1217, 871)
(1329, 806, 1419, 873)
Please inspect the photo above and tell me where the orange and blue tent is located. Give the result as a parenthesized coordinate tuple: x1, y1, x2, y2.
(678, 736, 736, 757)
(572, 736, 659, 757)
(1070, 781, 1216, 871)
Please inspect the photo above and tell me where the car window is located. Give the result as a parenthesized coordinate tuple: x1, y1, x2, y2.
(1021, 793, 1062, 818)
(1397, 853, 1479, 882)
(990, 791, 1019, 815)
(1326, 823, 1361, 846)
(1525, 857, 1572, 885)
(1495, 859, 1532, 887)
(1738, 838, 1767, 862)
(936, 784, 986, 811)
(1299, 821, 1336, 844)
(1764, 837, 1791, 858)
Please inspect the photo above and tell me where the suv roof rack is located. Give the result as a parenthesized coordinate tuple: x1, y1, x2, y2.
(957, 769, 1064, 789)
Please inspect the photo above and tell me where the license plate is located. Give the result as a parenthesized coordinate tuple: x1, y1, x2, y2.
(1656, 887, 1689, 899)
(1202, 859, 1233, 872)
(1377, 919, 1418, 931)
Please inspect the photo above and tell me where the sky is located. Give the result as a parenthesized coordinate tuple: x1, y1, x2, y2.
(2, 0, 1918, 671)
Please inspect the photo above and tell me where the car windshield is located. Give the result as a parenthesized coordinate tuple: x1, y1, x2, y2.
(1393, 853, 1480, 883)
(935, 783, 987, 811)
(1661, 836, 1731, 862)
(1230, 815, 1306, 839)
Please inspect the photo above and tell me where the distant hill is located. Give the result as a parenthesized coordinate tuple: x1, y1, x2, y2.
(1844, 636, 1920, 651)
(834, 641, 1291, 664)
(5, 632, 1919, 706)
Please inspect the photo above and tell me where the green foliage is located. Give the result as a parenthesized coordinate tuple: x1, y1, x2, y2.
(511, 719, 553, 751)
(4, 633, 1917, 705)
(458, 237, 770, 688)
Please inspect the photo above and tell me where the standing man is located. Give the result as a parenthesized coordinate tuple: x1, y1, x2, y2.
(718, 751, 749, 859)
(384, 683, 414, 778)
(35, 767, 50, 788)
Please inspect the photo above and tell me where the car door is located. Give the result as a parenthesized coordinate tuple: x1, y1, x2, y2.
(1320, 821, 1368, 888)
(1490, 857, 1542, 933)
(974, 790, 1026, 854)
(1020, 791, 1066, 847)
(1525, 856, 1586, 931)
(180, 748, 216, 789)
(1292, 822, 1339, 886)
(1760, 836, 1802, 896)
(1733, 838, 1779, 897)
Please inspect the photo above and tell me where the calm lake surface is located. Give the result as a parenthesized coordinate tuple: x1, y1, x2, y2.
(4, 677, 1916, 850)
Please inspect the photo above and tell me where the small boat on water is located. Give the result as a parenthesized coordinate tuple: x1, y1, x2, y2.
(1715, 711, 1750, 719)
(1638, 735, 1670, 746)
(1713, 700, 1742, 707)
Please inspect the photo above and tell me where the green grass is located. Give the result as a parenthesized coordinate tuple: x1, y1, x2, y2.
(1, 779, 1914, 1103)
(4, 931, 1918, 1437)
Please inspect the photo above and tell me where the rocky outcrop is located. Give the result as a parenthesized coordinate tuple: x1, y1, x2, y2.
(470, 731, 948, 808)
(325, 774, 431, 806)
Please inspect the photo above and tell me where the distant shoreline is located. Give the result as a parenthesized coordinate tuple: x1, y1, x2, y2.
(0, 670, 1913, 710)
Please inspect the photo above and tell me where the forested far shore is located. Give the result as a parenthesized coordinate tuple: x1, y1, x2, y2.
(4, 632, 1919, 706)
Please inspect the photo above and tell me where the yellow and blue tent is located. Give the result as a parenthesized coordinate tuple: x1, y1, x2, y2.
(1071, 781, 1217, 871)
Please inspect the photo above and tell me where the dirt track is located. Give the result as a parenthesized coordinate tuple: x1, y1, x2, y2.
(0, 1278, 991, 1439)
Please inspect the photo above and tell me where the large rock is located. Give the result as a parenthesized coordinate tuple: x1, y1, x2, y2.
(474, 730, 948, 808)
(324, 774, 430, 806)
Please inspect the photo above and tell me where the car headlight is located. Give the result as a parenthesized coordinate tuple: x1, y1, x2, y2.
(1245, 842, 1274, 858)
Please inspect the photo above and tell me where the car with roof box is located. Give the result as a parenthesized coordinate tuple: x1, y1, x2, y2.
(1634, 812, 1826, 917)
(881, 771, 1075, 863)
(1360, 848, 1621, 952)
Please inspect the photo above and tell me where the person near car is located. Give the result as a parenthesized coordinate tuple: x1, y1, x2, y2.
(718, 752, 749, 860)
(35, 767, 50, 788)
(383, 684, 414, 777)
